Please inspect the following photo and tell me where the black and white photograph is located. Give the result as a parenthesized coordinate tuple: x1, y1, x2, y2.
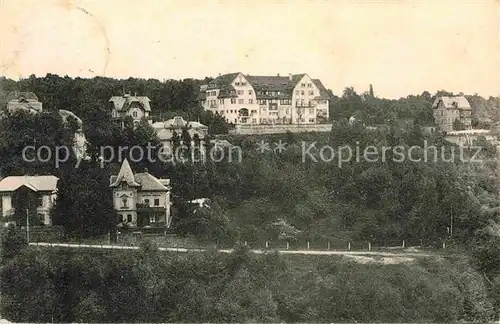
(1, 0, 500, 323)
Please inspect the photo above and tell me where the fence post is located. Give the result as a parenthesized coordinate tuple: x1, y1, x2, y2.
(327, 242, 330, 250)
(442, 241, 446, 249)
(348, 242, 351, 250)
(265, 241, 269, 248)
(402, 240, 405, 248)
(307, 241, 310, 250)
(368, 242, 371, 251)
(244, 241, 247, 246)
(286, 242, 290, 250)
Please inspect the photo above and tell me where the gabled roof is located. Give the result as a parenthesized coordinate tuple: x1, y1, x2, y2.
(432, 96, 471, 110)
(312, 79, 330, 99)
(109, 95, 151, 112)
(206, 73, 240, 90)
(0, 175, 59, 192)
(109, 159, 170, 192)
(201, 73, 330, 100)
(109, 159, 141, 187)
(134, 173, 169, 191)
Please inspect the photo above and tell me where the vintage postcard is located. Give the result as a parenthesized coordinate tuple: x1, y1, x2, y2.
(1, 0, 500, 323)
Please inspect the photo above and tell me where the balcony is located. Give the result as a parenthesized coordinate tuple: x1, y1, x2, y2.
(136, 203, 165, 212)
(296, 103, 315, 108)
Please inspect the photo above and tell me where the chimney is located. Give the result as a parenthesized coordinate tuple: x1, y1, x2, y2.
(277, 73, 280, 77)
(218, 73, 222, 77)
(289, 73, 292, 81)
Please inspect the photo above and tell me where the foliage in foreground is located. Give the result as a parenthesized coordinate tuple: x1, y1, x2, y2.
(0, 243, 496, 323)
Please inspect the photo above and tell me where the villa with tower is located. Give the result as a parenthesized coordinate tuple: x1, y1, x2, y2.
(110, 159, 171, 228)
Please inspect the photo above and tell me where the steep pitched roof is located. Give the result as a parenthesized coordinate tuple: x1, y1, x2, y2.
(245, 75, 294, 95)
(202, 73, 330, 100)
(206, 73, 240, 90)
(432, 96, 471, 110)
(206, 73, 240, 99)
(312, 79, 330, 99)
(109, 95, 151, 112)
(134, 173, 169, 191)
(0, 175, 59, 192)
(109, 159, 141, 187)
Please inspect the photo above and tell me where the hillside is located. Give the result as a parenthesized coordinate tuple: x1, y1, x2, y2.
(467, 94, 500, 124)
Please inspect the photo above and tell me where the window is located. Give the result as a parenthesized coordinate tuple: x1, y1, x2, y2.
(309, 91, 314, 95)
(132, 111, 138, 117)
(234, 119, 237, 123)
(249, 90, 253, 95)
(308, 100, 312, 107)
(301, 83, 306, 87)
(149, 215, 156, 223)
(154, 198, 160, 206)
(252, 118, 256, 123)
(144, 198, 150, 206)
(237, 90, 244, 95)
(122, 198, 128, 208)
(238, 99, 244, 104)
(295, 90, 299, 95)
(235, 82, 240, 86)
(231, 98, 236, 104)
(249, 99, 253, 104)
(219, 99, 224, 104)
(127, 214, 132, 222)
(241, 82, 247, 86)
(301, 90, 304, 95)
(286, 109, 289, 114)
(309, 118, 315, 123)
(309, 108, 314, 114)
(38, 196, 43, 207)
(307, 83, 312, 87)
(122, 215, 127, 222)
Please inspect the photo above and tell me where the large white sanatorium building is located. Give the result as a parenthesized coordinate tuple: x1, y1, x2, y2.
(198, 73, 330, 125)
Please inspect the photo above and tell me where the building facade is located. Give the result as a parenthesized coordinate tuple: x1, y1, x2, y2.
(432, 96, 472, 132)
(0, 175, 58, 225)
(6, 92, 43, 114)
(198, 73, 330, 125)
(152, 116, 208, 159)
(109, 94, 152, 126)
(110, 159, 171, 228)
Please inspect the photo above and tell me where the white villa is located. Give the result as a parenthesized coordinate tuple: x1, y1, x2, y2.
(198, 73, 330, 125)
(110, 159, 172, 228)
(0, 175, 58, 225)
(110, 94, 152, 127)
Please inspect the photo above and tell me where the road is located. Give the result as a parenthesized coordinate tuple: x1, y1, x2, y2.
(28, 242, 434, 257)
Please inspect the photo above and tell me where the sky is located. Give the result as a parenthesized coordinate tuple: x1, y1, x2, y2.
(1, 0, 499, 99)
